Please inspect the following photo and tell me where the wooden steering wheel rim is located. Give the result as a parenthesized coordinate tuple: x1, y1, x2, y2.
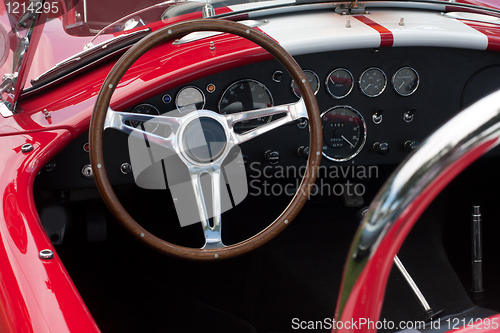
(89, 18, 322, 260)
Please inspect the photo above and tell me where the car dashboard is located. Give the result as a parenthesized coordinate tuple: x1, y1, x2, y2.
(21, 4, 500, 333)
(35, 45, 500, 190)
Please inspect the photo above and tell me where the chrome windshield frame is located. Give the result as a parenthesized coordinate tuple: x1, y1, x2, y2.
(335, 89, 500, 330)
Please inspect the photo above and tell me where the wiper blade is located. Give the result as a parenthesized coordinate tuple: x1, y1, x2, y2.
(30, 27, 151, 88)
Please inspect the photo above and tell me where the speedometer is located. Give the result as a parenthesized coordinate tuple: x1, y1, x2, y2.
(218, 79, 274, 133)
(321, 106, 367, 162)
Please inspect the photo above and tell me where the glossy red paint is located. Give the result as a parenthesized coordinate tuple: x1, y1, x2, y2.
(462, 21, 500, 52)
(0, 13, 271, 333)
(0, 130, 100, 333)
(457, 0, 500, 10)
(3, 3, 500, 332)
(334, 139, 498, 333)
(13, 24, 271, 136)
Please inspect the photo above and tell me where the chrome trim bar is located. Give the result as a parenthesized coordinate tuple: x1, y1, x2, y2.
(189, 168, 225, 249)
(394, 255, 430, 311)
(226, 98, 307, 144)
(336, 89, 500, 325)
(104, 107, 182, 150)
(0, 1, 46, 117)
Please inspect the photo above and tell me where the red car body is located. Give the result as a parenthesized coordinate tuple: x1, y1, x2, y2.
(1, 0, 500, 332)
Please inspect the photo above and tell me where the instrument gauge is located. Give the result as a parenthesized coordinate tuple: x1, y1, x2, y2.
(219, 79, 274, 133)
(326, 68, 354, 99)
(359, 68, 387, 97)
(392, 67, 419, 96)
(176, 86, 205, 112)
(291, 70, 320, 98)
(129, 103, 160, 133)
(321, 106, 367, 162)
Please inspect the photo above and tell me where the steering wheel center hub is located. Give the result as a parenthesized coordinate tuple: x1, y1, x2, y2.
(182, 116, 227, 164)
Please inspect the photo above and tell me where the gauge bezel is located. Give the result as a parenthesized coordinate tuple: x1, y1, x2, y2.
(175, 86, 206, 112)
(218, 78, 274, 114)
(392, 67, 420, 96)
(320, 105, 367, 162)
(130, 103, 160, 133)
(359, 67, 387, 98)
(325, 68, 354, 99)
(290, 69, 320, 98)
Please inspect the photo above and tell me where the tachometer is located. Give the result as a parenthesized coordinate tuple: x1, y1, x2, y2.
(321, 106, 366, 162)
(218, 79, 274, 132)
(129, 103, 160, 133)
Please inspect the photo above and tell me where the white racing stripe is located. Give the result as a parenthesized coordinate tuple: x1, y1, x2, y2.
(258, 11, 381, 56)
(254, 8, 489, 53)
(228, 0, 296, 12)
(368, 10, 488, 49)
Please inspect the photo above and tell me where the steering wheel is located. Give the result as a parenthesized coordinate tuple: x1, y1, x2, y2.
(89, 19, 322, 260)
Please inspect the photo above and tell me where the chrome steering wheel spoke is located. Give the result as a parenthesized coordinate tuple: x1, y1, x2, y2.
(104, 107, 182, 150)
(188, 166, 225, 249)
(224, 98, 308, 144)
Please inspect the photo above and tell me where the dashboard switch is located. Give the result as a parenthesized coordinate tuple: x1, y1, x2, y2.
(297, 146, 309, 159)
(372, 109, 383, 124)
(265, 150, 280, 165)
(373, 142, 390, 155)
(404, 108, 416, 123)
(404, 140, 420, 152)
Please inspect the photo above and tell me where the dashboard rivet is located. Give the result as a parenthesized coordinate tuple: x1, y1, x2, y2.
(246, 29, 250, 34)
(168, 29, 172, 34)
(316, 151, 320, 156)
(284, 220, 289, 224)
(21, 143, 33, 153)
(97, 164, 102, 168)
(39, 249, 54, 260)
(140, 233, 145, 237)
(108, 84, 113, 89)
(302, 79, 306, 83)
(214, 254, 219, 258)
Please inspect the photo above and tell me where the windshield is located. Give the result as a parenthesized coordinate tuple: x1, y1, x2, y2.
(0, 0, 498, 110)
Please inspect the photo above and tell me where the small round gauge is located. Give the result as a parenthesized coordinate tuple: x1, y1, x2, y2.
(129, 103, 160, 133)
(321, 106, 367, 162)
(176, 86, 205, 112)
(392, 67, 419, 96)
(326, 68, 354, 99)
(290, 70, 320, 98)
(359, 68, 387, 97)
(219, 79, 274, 133)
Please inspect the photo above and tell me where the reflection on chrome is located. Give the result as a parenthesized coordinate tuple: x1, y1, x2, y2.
(336, 89, 500, 325)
